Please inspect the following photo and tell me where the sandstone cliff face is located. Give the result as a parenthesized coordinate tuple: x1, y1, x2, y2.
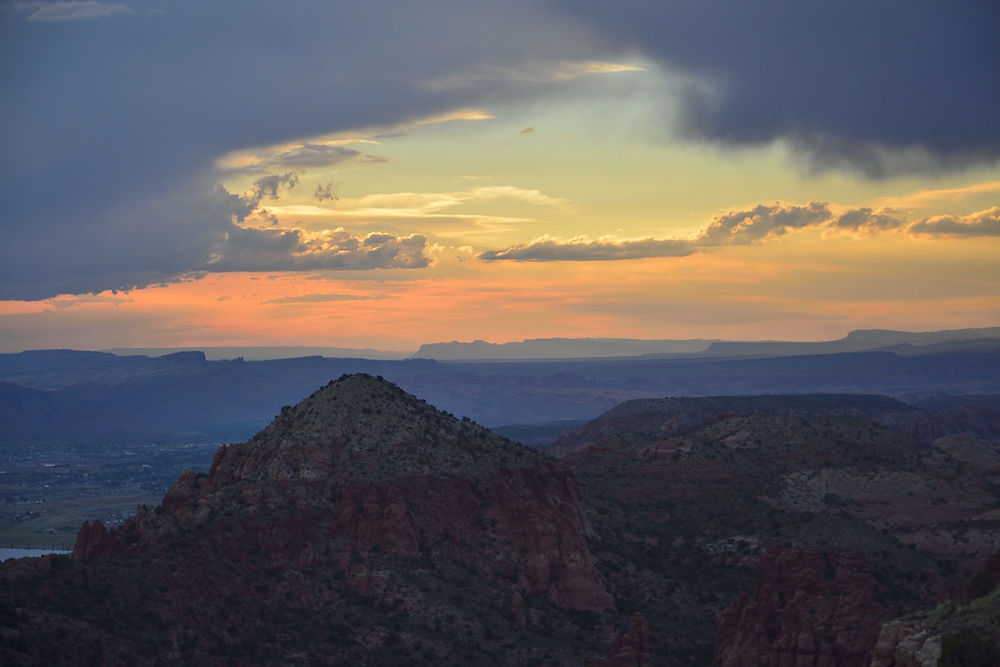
(715, 547, 885, 667)
(71, 519, 118, 560)
(4, 374, 620, 665)
(585, 612, 652, 667)
(77, 375, 612, 613)
(870, 619, 941, 667)
(871, 580, 1000, 667)
(550, 393, 997, 664)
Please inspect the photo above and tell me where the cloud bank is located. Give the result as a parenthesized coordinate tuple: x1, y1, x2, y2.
(207, 227, 431, 272)
(480, 203, 1000, 262)
(1, 0, 603, 300)
(548, 0, 1000, 176)
(4, 1, 997, 300)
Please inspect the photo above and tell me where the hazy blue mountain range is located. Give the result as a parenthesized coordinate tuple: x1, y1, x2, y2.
(103, 346, 411, 361)
(1, 341, 999, 444)
(413, 327, 1000, 360)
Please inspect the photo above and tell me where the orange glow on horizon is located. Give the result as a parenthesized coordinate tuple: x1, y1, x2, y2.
(2, 232, 997, 353)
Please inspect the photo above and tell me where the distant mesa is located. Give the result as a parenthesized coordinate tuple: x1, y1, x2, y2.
(413, 336, 716, 360)
(413, 327, 1000, 361)
(103, 345, 413, 361)
(157, 350, 206, 363)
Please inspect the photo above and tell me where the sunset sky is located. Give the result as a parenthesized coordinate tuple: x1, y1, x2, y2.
(2, 1, 998, 352)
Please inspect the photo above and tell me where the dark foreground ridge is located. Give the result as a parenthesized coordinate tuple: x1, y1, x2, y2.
(554, 392, 1000, 664)
(2, 374, 616, 665)
(3, 379, 1000, 664)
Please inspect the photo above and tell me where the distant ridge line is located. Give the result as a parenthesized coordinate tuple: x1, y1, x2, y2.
(413, 327, 1000, 361)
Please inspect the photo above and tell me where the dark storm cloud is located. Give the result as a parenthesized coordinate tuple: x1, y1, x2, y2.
(1, 0, 598, 300)
(547, 0, 1000, 176)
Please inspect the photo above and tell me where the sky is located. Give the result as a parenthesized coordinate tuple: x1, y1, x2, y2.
(2, 0, 999, 352)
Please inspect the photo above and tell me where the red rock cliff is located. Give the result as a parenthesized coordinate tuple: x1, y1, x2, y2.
(716, 546, 885, 667)
(74, 374, 612, 612)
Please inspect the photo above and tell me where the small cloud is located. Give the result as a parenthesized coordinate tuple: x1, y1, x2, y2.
(696, 202, 832, 246)
(478, 199, 885, 263)
(315, 182, 338, 202)
(46, 293, 133, 309)
(518, 127, 536, 135)
(875, 180, 1000, 210)
(908, 207, 1000, 238)
(19, 1, 131, 22)
(228, 173, 299, 221)
(221, 144, 385, 174)
(427, 60, 647, 90)
(250, 172, 299, 200)
(538, 61, 647, 81)
(480, 235, 697, 262)
(262, 293, 386, 304)
(828, 207, 904, 235)
(204, 227, 432, 272)
(469, 185, 568, 208)
(413, 108, 495, 125)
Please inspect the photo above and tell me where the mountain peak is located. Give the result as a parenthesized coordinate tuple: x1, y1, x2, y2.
(206, 373, 542, 488)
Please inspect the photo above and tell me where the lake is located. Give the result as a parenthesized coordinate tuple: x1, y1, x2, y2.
(0, 547, 72, 561)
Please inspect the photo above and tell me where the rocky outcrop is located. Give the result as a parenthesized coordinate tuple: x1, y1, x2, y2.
(610, 612, 652, 667)
(871, 581, 1000, 667)
(71, 519, 118, 560)
(870, 619, 940, 667)
(715, 547, 885, 667)
(3, 375, 617, 664)
(81, 375, 613, 612)
(586, 612, 651, 667)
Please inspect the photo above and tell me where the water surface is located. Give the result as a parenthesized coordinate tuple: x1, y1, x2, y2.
(0, 547, 71, 561)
